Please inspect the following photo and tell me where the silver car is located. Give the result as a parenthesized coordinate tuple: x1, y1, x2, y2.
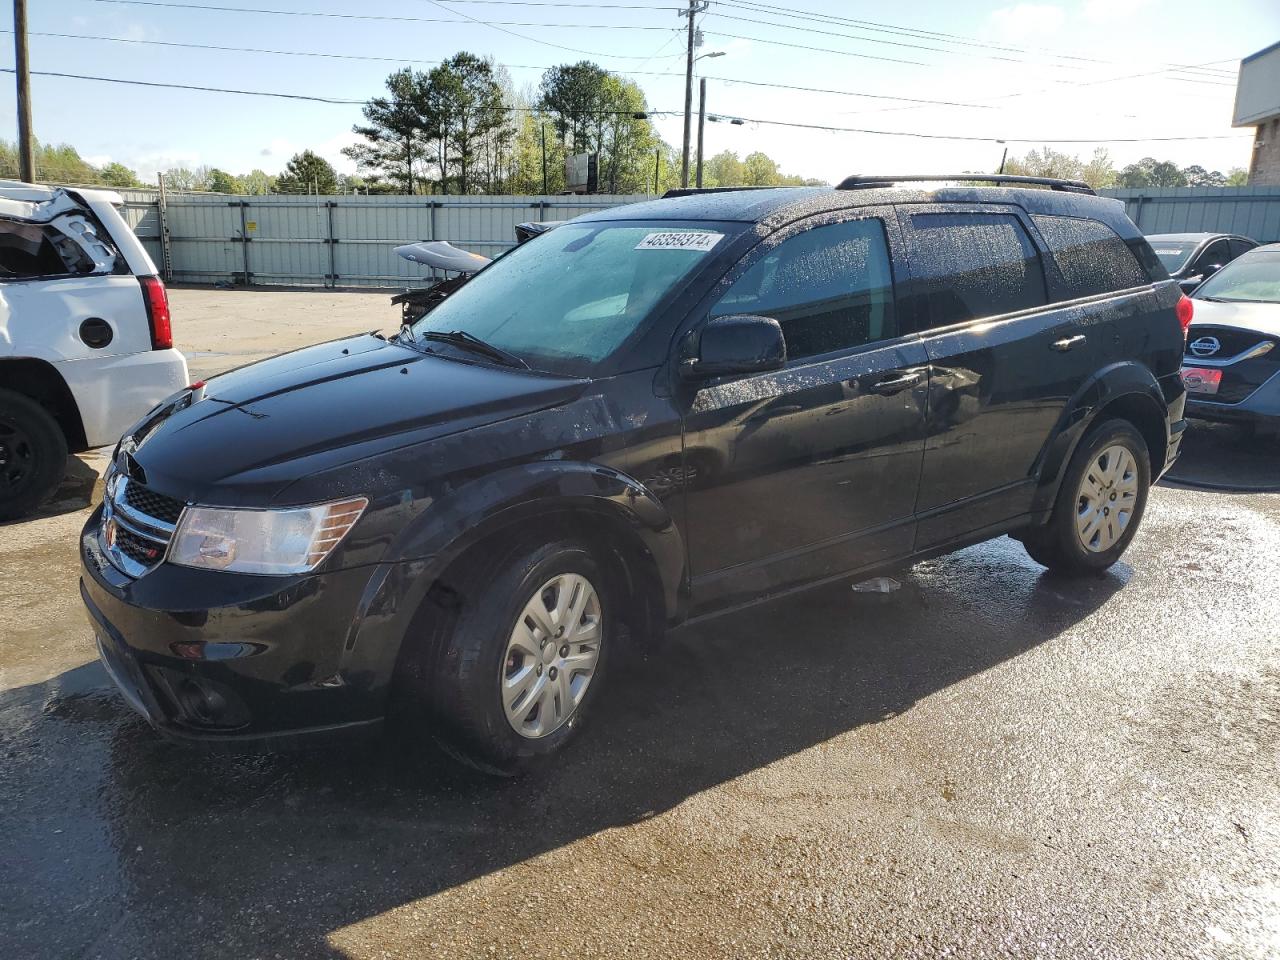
(1180, 243, 1280, 433)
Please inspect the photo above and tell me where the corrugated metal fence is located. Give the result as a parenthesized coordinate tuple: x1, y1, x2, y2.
(112, 186, 1280, 289)
(1099, 186, 1280, 243)
(116, 192, 646, 288)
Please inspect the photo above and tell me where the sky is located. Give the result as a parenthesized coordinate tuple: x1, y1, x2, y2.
(5, 0, 1278, 187)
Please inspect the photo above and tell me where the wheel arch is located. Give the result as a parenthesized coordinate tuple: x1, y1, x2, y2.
(0, 357, 87, 451)
(340, 461, 686, 700)
(1032, 361, 1169, 517)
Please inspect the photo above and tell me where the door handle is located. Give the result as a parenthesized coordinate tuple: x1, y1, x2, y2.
(869, 371, 924, 395)
(1050, 334, 1087, 352)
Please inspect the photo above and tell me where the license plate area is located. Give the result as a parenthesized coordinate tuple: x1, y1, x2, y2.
(1181, 366, 1222, 395)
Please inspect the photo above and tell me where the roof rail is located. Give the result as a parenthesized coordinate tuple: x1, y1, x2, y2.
(661, 186, 802, 199)
(835, 174, 1095, 196)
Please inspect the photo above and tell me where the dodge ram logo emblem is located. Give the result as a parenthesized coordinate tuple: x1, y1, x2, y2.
(1189, 336, 1221, 357)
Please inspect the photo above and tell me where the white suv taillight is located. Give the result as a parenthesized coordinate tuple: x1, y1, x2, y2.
(139, 276, 172, 350)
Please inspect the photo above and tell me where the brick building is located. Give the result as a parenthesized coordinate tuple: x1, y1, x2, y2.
(1234, 41, 1280, 185)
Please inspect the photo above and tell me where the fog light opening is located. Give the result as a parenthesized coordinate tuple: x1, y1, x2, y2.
(177, 678, 227, 726)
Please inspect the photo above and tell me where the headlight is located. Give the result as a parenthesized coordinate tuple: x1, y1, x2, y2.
(169, 497, 368, 575)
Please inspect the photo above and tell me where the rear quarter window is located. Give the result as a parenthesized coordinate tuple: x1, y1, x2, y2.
(1031, 215, 1150, 300)
(908, 212, 1047, 328)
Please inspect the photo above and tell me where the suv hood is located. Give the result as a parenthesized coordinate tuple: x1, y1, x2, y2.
(125, 334, 585, 504)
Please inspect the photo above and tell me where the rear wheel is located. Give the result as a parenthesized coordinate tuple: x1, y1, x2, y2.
(0, 387, 67, 521)
(1021, 419, 1150, 575)
(395, 537, 612, 775)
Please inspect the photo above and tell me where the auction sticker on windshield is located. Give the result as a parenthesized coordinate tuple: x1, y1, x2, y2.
(636, 231, 723, 252)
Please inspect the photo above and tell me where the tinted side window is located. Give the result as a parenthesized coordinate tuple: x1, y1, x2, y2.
(1229, 238, 1256, 260)
(909, 212, 1047, 328)
(1196, 239, 1230, 272)
(1031, 215, 1149, 300)
(711, 218, 895, 360)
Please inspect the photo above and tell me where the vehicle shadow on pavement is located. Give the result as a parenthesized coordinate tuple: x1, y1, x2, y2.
(0, 538, 1126, 959)
(1161, 420, 1280, 493)
(0, 454, 103, 527)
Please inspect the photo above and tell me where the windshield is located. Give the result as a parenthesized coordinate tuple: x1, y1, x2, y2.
(1149, 241, 1196, 273)
(1193, 250, 1280, 304)
(410, 220, 738, 375)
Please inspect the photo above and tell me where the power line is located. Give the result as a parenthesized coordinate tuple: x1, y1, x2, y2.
(429, 0, 681, 6)
(13, 29, 1010, 110)
(707, 7, 1236, 82)
(702, 75, 994, 109)
(10, 67, 1253, 145)
(714, 0, 1237, 78)
(79, 0, 686, 58)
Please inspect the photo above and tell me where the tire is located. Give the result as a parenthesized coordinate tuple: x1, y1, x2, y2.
(1020, 419, 1151, 576)
(395, 537, 614, 775)
(0, 387, 68, 521)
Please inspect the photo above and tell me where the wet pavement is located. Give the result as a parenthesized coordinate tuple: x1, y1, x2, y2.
(2, 296, 1279, 958)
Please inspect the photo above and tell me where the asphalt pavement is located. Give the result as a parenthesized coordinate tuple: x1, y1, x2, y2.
(1, 290, 1277, 959)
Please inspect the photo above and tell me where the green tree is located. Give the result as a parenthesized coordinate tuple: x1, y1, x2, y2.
(241, 169, 276, 195)
(597, 75, 657, 193)
(274, 150, 338, 194)
(1226, 167, 1248, 187)
(742, 151, 781, 185)
(0, 141, 102, 184)
(98, 161, 141, 188)
(539, 61, 611, 154)
(206, 168, 245, 194)
(705, 150, 744, 188)
(425, 53, 509, 194)
(345, 68, 431, 194)
(1181, 164, 1226, 187)
(1002, 146, 1084, 181)
(1116, 157, 1187, 188)
(161, 167, 199, 191)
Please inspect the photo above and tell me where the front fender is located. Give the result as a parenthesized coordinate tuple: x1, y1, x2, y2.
(335, 461, 685, 694)
(1033, 361, 1168, 508)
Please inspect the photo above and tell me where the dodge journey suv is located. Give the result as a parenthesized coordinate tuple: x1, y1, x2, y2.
(81, 175, 1189, 772)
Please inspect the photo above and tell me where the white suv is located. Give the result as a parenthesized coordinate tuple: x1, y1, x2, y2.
(0, 181, 188, 519)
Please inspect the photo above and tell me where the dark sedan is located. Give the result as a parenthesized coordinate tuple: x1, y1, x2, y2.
(1148, 232, 1258, 293)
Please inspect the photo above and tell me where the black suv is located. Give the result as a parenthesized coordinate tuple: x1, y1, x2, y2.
(81, 175, 1189, 771)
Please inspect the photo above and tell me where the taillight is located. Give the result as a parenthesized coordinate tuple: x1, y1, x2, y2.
(139, 275, 172, 350)
(1175, 294, 1194, 335)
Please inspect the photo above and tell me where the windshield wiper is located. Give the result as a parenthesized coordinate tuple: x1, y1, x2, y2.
(420, 329, 529, 369)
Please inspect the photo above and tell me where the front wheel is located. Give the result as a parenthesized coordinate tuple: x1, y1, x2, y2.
(396, 538, 613, 775)
(0, 388, 68, 521)
(1021, 419, 1151, 576)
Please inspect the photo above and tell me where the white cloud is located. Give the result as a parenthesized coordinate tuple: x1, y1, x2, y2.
(987, 3, 1067, 40)
(128, 150, 203, 181)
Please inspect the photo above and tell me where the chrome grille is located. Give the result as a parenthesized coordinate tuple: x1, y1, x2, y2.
(102, 472, 185, 578)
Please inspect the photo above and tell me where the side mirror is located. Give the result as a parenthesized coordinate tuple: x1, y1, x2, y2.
(682, 314, 787, 379)
(1179, 276, 1202, 294)
(1201, 262, 1223, 277)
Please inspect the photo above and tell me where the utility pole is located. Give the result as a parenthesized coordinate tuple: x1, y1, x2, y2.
(680, 0, 708, 189)
(541, 123, 548, 194)
(998, 141, 1008, 175)
(13, 0, 35, 182)
(695, 78, 707, 189)
(654, 148, 660, 194)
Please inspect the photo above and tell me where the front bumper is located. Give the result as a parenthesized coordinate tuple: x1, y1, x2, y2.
(80, 506, 395, 748)
(1185, 371, 1280, 430)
